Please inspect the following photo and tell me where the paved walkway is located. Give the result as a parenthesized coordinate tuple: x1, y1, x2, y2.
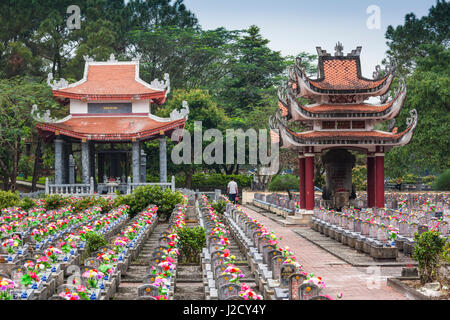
(241, 206, 408, 300)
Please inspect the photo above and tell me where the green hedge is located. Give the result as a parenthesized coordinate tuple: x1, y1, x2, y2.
(147, 173, 252, 189)
(115, 185, 183, 219)
(0, 190, 20, 209)
(433, 170, 450, 191)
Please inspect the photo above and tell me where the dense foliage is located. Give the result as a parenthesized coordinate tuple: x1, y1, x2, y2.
(413, 230, 447, 284)
(268, 174, 299, 200)
(433, 169, 450, 191)
(115, 185, 183, 219)
(177, 226, 206, 264)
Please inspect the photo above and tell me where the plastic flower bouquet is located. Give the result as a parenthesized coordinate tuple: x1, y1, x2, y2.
(221, 265, 245, 284)
(1, 235, 21, 254)
(59, 285, 91, 300)
(238, 283, 262, 300)
(303, 273, 326, 290)
(20, 271, 40, 287)
(82, 269, 105, 289)
(0, 278, 17, 300)
(45, 246, 63, 263)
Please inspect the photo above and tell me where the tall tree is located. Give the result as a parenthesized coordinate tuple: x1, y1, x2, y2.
(216, 25, 285, 116)
(0, 77, 60, 191)
(385, 0, 450, 75)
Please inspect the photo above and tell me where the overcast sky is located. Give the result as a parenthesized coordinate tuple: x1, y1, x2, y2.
(183, 0, 437, 76)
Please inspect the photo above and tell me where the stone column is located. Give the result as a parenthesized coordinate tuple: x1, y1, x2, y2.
(61, 141, 67, 184)
(159, 136, 167, 183)
(90, 143, 96, 186)
(367, 154, 376, 208)
(81, 140, 91, 184)
(299, 155, 306, 210)
(54, 138, 64, 185)
(305, 154, 315, 211)
(98, 153, 104, 183)
(68, 154, 75, 184)
(140, 150, 147, 183)
(375, 153, 385, 208)
(132, 140, 140, 183)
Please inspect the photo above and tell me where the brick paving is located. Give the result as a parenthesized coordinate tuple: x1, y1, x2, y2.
(241, 206, 409, 300)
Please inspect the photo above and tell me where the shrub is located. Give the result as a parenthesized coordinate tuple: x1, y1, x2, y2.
(433, 169, 450, 191)
(177, 226, 206, 264)
(42, 194, 71, 210)
(413, 230, 446, 284)
(115, 185, 183, 219)
(211, 199, 227, 215)
(268, 174, 299, 200)
(191, 173, 252, 189)
(0, 190, 20, 209)
(85, 231, 108, 256)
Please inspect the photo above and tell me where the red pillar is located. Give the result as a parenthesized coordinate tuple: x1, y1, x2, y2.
(367, 155, 375, 208)
(299, 156, 306, 209)
(375, 153, 385, 208)
(305, 155, 315, 211)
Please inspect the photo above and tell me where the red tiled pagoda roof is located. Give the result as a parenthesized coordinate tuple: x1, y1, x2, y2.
(36, 116, 185, 142)
(52, 63, 167, 104)
(308, 58, 389, 91)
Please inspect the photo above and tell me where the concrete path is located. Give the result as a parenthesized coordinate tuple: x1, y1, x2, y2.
(241, 206, 408, 300)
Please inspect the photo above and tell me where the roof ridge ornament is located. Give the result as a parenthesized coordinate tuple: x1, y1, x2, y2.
(132, 53, 142, 62)
(406, 109, 418, 127)
(347, 46, 362, 57)
(334, 42, 344, 56)
(316, 47, 331, 57)
(47, 73, 69, 90)
(83, 55, 93, 62)
(31, 104, 71, 123)
(170, 100, 189, 121)
(150, 73, 170, 93)
(107, 53, 118, 63)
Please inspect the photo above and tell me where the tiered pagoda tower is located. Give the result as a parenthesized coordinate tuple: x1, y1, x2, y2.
(270, 43, 417, 213)
(35, 54, 188, 192)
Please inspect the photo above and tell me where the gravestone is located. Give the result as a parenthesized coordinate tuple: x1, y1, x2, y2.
(272, 256, 287, 280)
(298, 283, 320, 300)
(418, 225, 428, 235)
(211, 256, 225, 274)
(138, 284, 160, 297)
(262, 245, 276, 264)
(10, 267, 25, 289)
(361, 222, 370, 236)
(288, 273, 307, 300)
(216, 274, 232, 289)
(225, 295, 244, 300)
(149, 256, 163, 267)
(84, 258, 100, 269)
(267, 250, 281, 271)
(280, 264, 296, 288)
(257, 236, 270, 253)
(158, 236, 171, 246)
(214, 264, 227, 278)
(218, 283, 241, 300)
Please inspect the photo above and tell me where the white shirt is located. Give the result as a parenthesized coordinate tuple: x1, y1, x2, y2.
(227, 181, 238, 194)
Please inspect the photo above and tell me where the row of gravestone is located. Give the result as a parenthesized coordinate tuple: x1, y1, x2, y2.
(48, 206, 159, 300)
(198, 201, 247, 300)
(356, 192, 449, 210)
(313, 207, 449, 257)
(0, 206, 128, 300)
(225, 203, 331, 300)
(136, 204, 185, 300)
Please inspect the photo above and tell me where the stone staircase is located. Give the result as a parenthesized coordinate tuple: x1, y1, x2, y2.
(112, 221, 168, 300)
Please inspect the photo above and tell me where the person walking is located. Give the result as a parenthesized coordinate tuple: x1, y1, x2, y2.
(227, 177, 238, 204)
